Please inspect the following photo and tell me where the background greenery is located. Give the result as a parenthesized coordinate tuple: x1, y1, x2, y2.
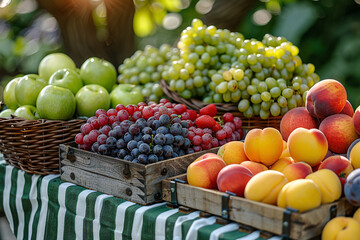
(1, 0, 360, 106)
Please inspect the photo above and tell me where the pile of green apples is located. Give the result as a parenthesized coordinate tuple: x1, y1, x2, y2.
(1, 53, 145, 120)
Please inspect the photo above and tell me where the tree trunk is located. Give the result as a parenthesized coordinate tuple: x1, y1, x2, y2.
(36, 0, 135, 67)
(203, 0, 258, 31)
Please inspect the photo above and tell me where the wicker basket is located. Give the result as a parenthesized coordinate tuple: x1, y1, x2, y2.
(0, 115, 85, 175)
(161, 80, 282, 130)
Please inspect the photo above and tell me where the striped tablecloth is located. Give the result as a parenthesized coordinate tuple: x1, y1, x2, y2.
(0, 160, 281, 240)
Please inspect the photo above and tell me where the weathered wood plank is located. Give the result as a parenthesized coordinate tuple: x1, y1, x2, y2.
(61, 165, 148, 205)
(162, 174, 356, 240)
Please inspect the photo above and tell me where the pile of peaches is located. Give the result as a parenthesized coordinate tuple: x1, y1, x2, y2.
(186, 79, 360, 238)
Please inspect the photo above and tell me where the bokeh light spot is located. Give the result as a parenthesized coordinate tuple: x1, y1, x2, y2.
(195, 0, 213, 14)
(253, 9, 272, 26)
(162, 13, 182, 30)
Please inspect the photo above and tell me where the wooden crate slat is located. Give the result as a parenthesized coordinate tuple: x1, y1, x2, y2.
(61, 165, 148, 205)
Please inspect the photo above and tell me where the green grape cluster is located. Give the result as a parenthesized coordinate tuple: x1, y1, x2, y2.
(117, 44, 180, 102)
(162, 18, 245, 100)
(164, 19, 320, 119)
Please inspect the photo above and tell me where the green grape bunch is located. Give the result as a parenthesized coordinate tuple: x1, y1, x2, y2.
(117, 44, 180, 102)
(164, 18, 320, 119)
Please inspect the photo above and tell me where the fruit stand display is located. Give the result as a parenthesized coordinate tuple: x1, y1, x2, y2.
(1, 17, 360, 240)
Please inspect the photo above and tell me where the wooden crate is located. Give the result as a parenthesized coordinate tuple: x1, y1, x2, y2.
(162, 174, 356, 240)
(60, 143, 219, 205)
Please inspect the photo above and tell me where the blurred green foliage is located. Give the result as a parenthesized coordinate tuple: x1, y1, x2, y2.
(1, 0, 360, 106)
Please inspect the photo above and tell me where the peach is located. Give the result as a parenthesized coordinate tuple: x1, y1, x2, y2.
(280, 107, 318, 141)
(321, 217, 360, 240)
(306, 79, 347, 119)
(187, 156, 226, 189)
(348, 139, 360, 169)
(244, 170, 288, 205)
(319, 114, 359, 154)
(306, 169, 342, 204)
(217, 141, 248, 165)
(281, 162, 313, 182)
(288, 127, 328, 167)
(194, 153, 223, 162)
(244, 127, 283, 167)
(318, 155, 353, 189)
(217, 164, 254, 196)
(353, 105, 360, 135)
(270, 157, 294, 172)
(354, 208, 360, 224)
(340, 100, 354, 117)
(277, 179, 321, 213)
(240, 161, 268, 175)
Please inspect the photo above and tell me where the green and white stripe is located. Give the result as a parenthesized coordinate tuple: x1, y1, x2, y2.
(0, 162, 274, 240)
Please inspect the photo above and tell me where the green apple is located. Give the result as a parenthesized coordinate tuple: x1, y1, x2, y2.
(14, 105, 39, 120)
(0, 109, 15, 118)
(15, 74, 47, 106)
(110, 84, 144, 108)
(49, 68, 83, 95)
(3, 77, 21, 109)
(36, 85, 76, 120)
(80, 57, 116, 93)
(75, 84, 111, 117)
(38, 53, 77, 81)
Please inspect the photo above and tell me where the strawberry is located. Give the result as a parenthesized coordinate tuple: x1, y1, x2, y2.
(200, 104, 217, 117)
(186, 109, 198, 121)
(212, 122, 222, 132)
(195, 115, 216, 129)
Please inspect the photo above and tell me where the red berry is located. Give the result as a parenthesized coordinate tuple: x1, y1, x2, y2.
(187, 131, 196, 141)
(216, 130, 226, 140)
(194, 128, 204, 136)
(236, 128, 244, 140)
(168, 108, 177, 116)
(97, 134, 107, 145)
(222, 113, 234, 123)
(234, 131, 241, 141)
(226, 137, 232, 143)
(225, 122, 236, 132)
(153, 107, 159, 112)
(211, 138, 219, 147)
(139, 106, 145, 111)
(212, 123, 222, 132)
(202, 133, 213, 145)
(186, 110, 197, 121)
(181, 111, 190, 120)
(231, 133, 237, 141)
(117, 110, 129, 122)
(160, 98, 169, 104)
(107, 109, 117, 117)
(98, 114, 109, 126)
(79, 143, 92, 151)
(95, 109, 107, 118)
(219, 139, 227, 146)
(115, 104, 125, 112)
(159, 106, 169, 116)
(189, 126, 196, 132)
(109, 115, 119, 125)
(75, 133, 85, 144)
(142, 106, 154, 120)
(89, 130, 101, 142)
(80, 123, 94, 134)
(132, 111, 142, 121)
(126, 105, 137, 115)
(199, 104, 217, 117)
(154, 112, 160, 120)
(165, 102, 173, 108)
(174, 104, 187, 114)
(201, 142, 212, 150)
(185, 120, 193, 127)
(195, 115, 216, 129)
(233, 117, 242, 129)
(192, 135, 202, 145)
(193, 145, 202, 152)
(203, 128, 212, 135)
(100, 125, 112, 136)
(90, 119, 100, 129)
(223, 126, 233, 138)
(149, 103, 157, 108)
(87, 116, 97, 123)
(137, 102, 147, 108)
(83, 135, 92, 145)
